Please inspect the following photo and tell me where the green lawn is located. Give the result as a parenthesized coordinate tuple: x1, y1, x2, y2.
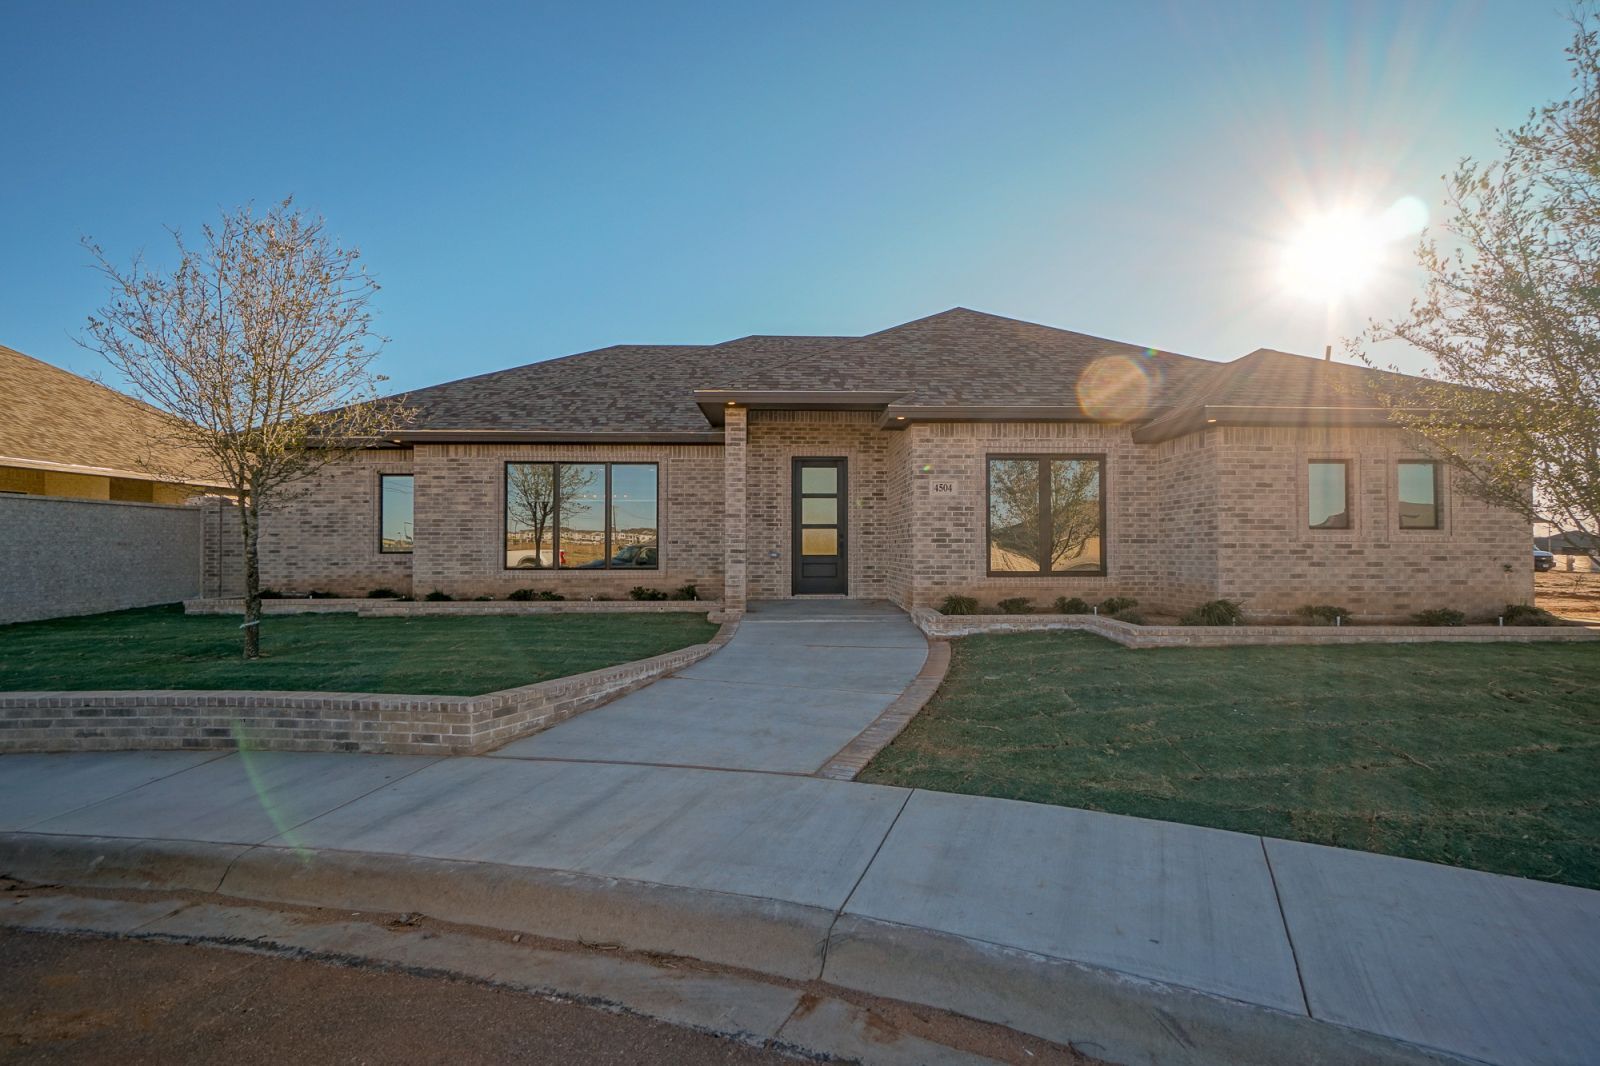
(860, 631, 1600, 889)
(0, 605, 719, 696)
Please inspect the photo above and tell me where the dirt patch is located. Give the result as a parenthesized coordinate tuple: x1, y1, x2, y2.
(1536, 570, 1600, 622)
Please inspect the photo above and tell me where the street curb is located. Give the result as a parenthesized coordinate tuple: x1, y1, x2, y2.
(0, 829, 1482, 1065)
(820, 913, 1473, 1066)
(218, 844, 830, 981)
(0, 833, 245, 894)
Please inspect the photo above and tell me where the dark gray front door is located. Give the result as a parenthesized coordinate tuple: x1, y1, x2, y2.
(792, 458, 847, 595)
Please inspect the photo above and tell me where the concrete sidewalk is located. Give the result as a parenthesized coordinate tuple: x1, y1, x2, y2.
(492, 599, 929, 774)
(2, 749, 1597, 1065)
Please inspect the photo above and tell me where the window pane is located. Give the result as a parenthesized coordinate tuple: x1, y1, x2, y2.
(380, 475, 413, 553)
(559, 463, 607, 568)
(800, 466, 837, 494)
(505, 463, 556, 568)
(802, 528, 839, 555)
(801, 497, 837, 525)
(988, 459, 1043, 572)
(1309, 462, 1350, 529)
(1398, 462, 1438, 529)
(1049, 459, 1102, 572)
(608, 464, 658, 568)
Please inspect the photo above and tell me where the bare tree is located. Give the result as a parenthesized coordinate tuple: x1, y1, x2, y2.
(83, 198, 411, 658)
(1356, 10, 1600, 569)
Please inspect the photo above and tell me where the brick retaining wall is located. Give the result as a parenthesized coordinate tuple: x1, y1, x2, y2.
(182, 598, 724, 618)
(910, 608, 1600, 647)
(0, 624, 734, 756)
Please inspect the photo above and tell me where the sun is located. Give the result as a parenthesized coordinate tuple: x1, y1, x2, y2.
(1279, 210, 1386, 304)
(1277, 197, 1428, 306)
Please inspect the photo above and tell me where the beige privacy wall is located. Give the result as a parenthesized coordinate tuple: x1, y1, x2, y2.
(0, 495, 203, 625)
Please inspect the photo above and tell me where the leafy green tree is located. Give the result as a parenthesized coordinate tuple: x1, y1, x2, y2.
(1357, 11, 1600, 566)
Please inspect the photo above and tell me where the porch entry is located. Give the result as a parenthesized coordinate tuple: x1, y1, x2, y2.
(792, 457, 848, 595)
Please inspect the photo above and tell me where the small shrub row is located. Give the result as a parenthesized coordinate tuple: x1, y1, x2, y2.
(1294, 604, 1351, 626)
(1178, 599, 1244, 626)
(937, 594, 1143, 620)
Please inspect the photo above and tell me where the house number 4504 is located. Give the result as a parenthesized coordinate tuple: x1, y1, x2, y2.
(929, 480, 959, 495)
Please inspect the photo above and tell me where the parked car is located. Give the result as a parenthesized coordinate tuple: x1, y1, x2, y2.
(576, 545, 658, 569)
(1534, 548, 1556, 572)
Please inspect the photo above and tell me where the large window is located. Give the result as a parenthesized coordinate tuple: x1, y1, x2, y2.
(1398, 461, 1440, 529)
(505, 462, 658, 569)
(1308, 461, 1350, 530)
(379, 474, 414, 553)
(986, 455, 1104, 575)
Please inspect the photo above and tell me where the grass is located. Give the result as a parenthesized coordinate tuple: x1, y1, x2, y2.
(0, 605, 719, 696)
(860, 631, 1600, 889)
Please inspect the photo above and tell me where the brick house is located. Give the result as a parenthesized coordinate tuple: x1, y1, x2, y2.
(258, 309, 1531, 620)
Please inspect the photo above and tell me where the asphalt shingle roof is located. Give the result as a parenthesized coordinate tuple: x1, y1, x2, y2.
(0, 344, 222, 484)
(383, 308, 1416, 440)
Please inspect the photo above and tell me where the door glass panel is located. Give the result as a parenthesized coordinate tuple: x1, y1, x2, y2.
(800, 466, 837, 494)
(801, 528, 838, 556)
(801, 497, 837, 525)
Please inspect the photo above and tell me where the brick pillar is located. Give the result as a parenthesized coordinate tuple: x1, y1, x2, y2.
(723, 406, 748, 617)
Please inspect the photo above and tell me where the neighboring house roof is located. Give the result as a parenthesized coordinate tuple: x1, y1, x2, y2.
(0, 343, 223, 485)
(382, 307, 1418, 443)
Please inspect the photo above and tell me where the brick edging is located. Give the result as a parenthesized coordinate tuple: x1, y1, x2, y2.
(814, 639, 951, 780)
(183, 598, 722, 616)
(909, 608, 1600, 647)
(0, 621, 737, 757)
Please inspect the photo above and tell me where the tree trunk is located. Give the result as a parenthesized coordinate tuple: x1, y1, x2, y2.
(240, 495, 262, 660)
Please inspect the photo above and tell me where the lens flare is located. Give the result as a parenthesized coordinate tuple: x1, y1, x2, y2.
(1076, 355, 1152, 423)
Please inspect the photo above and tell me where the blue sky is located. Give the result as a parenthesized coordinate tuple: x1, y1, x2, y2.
(0, 1, 1574, 392)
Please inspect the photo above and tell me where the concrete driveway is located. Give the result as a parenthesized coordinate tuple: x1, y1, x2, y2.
(490, 599, 928, 774)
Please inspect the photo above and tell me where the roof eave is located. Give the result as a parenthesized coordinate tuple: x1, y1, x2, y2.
(692, 389, 906, 426)
(385, 429, 726, 445)
(1131, 404, 1408, 444)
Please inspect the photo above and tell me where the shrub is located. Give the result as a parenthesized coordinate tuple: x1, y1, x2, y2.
(1294, 604, 1351, 626)
(629, 586, 668, 601)
(508, 588, 563, 601)
(1111, 609, 1147, 625)
(306, 589, 337, 599)
(997, 597, 1035, 615)
(366, 587, 400, 599)
(1054, 596, 1090, 614)
(507, 588, 535, 601)
(1413, 607, 1465, 627)
(1503, 603, 1558, 626)
(671, 584, 700, 601)
(1098, 596, 1138, 615)
(1179, 599, 1244, 626)
(257, 589, 284, 600)
(423, 590, 453, 602)
(939, 594, 979, 615)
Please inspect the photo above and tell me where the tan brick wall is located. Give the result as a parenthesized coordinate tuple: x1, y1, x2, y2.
(257, 450, 417, 596)
(244, 421, 1530, 620)
(723, 408, 748, 613)
(1211, 426, 1531, 620)
(259, 444, 723, 600)
(745, 411, 893, 600)
(904, 421, 1163, 610)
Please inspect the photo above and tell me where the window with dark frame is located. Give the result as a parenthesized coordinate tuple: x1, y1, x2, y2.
(504, 462, 658, 570)
(1308, 460, 1350, 530)
(986, 455, 1105, 575)
(378, 474, 414, 553)
(1398, 460, 1440, 529)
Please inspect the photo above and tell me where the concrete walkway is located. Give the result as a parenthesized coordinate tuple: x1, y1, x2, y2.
(2, 749, 1598, 1066)
(492, 599, 929, 774)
